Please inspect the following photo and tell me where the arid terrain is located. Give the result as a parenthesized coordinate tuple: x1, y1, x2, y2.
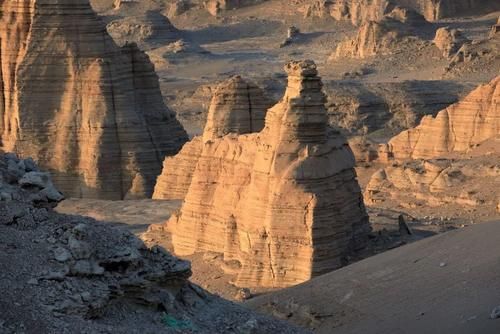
(1, 0, 499, 333)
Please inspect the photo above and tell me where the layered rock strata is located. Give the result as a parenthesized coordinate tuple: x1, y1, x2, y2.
(433, 27, 468, 58)
(0, 0, 188, 199)
(421, 0, 500, 21)
(332, 5, 427, 59)
(205, 0, 268, 16)
(0, 152, 304, 333)
(153, 76, 271, 200)
(384, 76, 499, 160)
(152, 60, 370, 288)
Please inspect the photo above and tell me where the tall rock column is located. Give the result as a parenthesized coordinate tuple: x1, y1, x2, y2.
(155, 60, 370, 288)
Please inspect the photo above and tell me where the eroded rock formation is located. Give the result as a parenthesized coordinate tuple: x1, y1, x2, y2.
(332, 5, 427, 59)
(0, 0, 188, 199)
(0, 152, 304, 333)
(106, 10, 180, 49)
(421, 0, 500, 21)
(384, 76, 499, 160)
(153, 75, 271, 200)
(151, 60, 370, 288)
(205, 0, 268, 16)
(433, 27, 468, 58)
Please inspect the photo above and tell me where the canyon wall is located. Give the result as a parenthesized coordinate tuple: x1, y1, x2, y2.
(384, 76, 499, 160)
(153, 76, 271, 200)
(0, 0, 188, 199)
(152, 60, 370, 288)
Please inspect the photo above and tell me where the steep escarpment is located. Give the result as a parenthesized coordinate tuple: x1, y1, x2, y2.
(0, 0, 188, 199)
(0, 152, 305, 333)
(332, 4, 428, 59)
(151, 60, 370, 288)
(421, 0, 500, 21)
(384, 76, 499, 160)
(153, 76, 271, 200)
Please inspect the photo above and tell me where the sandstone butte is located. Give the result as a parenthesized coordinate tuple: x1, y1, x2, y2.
(383, 76, 499, 160)
(153, 75, 272, 200)
(150, 60, 371, 288)
(0, 0, 188, 199)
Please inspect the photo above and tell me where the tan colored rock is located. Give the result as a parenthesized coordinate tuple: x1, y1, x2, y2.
(422, 0, 500, 21)
(364, 152, 500, 213)
(386, 76, 500, 160)
(333, 20, 402, 59)
(202, 76, 271, 142)
(205, 0, 268, 16)
(490, 17, 500, 38)
(151, 60, 370, 288)
(433, 27, 468, 58)
(106, 11, 180, 49)
(0, 0, 188, 199)
(153, 76, 271, 200)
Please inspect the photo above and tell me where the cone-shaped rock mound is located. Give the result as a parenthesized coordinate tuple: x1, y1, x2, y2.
(0, 0, 188, 199)
(150, 60, 371, 288)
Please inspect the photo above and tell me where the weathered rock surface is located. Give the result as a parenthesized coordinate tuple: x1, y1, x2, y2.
(421, 0, 500, 21)
(332, 5, 427, 59)
(153, 76, 271, 200)
(205, 0, 268, 16)
(433, 27, 468, 58)
(151, 60, 370, 288)
(304, 0, 393, 26)
(0, 152, 306, 333)
(365, 152, 500, 214)
(384, 76, 499, 160)
(325, 80, 470, 136)
(0, 0, 188, 199)
(106, 10, 180, 49)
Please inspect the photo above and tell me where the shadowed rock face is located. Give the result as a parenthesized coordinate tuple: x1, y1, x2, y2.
(421, 0, 500, 21)
(0, 0, 188, 199)
(385, 76, 499, 160)
(153, 75, 272, 200)
(151, 60, 371, 288)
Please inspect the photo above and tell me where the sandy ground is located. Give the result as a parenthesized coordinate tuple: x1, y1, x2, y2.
(246, 220, 500, 334)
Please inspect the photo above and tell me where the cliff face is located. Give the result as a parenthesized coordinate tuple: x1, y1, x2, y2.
(153, 75, 271, 200)
(422, 0, 500, 21)
(152, 60, 370, 288)
(385, 76, 499, 160)
(0, 0, 188, 199)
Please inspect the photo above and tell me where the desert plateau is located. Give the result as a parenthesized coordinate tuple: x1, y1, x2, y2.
(0, 0, 499, 333)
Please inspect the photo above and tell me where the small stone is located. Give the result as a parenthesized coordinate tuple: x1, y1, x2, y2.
(439, 262, 447, 267)
(235, 288, 252, 301)
(27, 278, 38, 285)
(54, 247, 72, 262)
(490, 306, 500, 319)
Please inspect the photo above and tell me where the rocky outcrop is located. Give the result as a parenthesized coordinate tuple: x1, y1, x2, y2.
(365, 154, 500, 212)
(151, 60, 370, 288)
(153, 76, 271, 200)
(333, 19, 402, 58)
(332, 5, 427, 59)
(433, 27, 468, 58)
(0, 152, 304, 333)
(106, 10, 180, 49)
(421, 0, 500, 21)
(304, 0, 393, 26)
(384, 76, 499, 160)
(491, 17, 500, 38)
(205, 0, 268, 16)
(0, 0, 188, 199)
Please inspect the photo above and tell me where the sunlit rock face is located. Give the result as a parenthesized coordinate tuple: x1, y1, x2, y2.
(151, 60, 371, 288)
(384, 76, 499, 160)
(0, 0, 188, 199)
(153, 75, 271, 200)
